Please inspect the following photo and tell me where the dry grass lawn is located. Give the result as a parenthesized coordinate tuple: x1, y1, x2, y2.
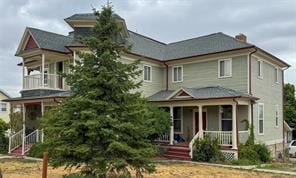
(0, 159, 293, 178)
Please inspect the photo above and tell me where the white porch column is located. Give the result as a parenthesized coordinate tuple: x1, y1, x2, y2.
(21, 103, 26, 155)
(22, 58, 25, 89)
(232, 103, 238, 149)
(41, 101, 44, 117)
(198, 105, 203, 138)
(169, 106, 174, 145)
(41, 53, 45, 88)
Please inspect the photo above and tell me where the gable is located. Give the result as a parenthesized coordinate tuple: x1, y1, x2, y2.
(24, 36, 38, 50)
(167, 89, 194, 100)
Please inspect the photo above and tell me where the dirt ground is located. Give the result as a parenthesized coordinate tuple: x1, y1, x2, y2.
(0, 159, 293, 178)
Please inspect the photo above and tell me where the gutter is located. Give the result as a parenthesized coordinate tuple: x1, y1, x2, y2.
(248, 48, 257, 95)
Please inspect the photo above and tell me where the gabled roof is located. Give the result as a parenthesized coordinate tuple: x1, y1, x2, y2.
(65, 13, 122, 21)
(148, 86, 257, 102)
(0, 89, 11, 99)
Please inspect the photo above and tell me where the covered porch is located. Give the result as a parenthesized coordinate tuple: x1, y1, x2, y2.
(4, 92, 69, 156)
(149, 86, 257, 160)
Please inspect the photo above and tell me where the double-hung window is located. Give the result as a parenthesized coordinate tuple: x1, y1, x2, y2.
(173, 107, 182, 133)
(172, 66, 183, 82)
(0, 103, 7, 112)
(143, 65, 152, 82)
(258, 103, 264, 135)
(274, 68, 279, 83)
(258, 60, 263, 78)
(275, 105, 279, 127)
(218, 59, 232, 78)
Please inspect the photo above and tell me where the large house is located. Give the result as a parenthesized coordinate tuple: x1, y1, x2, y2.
(0, 89, 10, 123)
(5, 13, 290, 160)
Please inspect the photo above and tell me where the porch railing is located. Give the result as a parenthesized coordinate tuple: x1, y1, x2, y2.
(24, 129, 44, 154)
(189, 132, 200, 158)
(23, 74, 69, 90)
(8, 129, 24, 154)
(204, 131, 232, 146)
(155, 133, 169, 143)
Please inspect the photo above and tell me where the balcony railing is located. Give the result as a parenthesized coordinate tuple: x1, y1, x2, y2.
(23, 74, 69, 90)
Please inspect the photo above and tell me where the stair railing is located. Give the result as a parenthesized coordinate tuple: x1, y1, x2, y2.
(189, 132, 199, 159)
(24, 129, 44, 154)
(8, 129, 24, 154)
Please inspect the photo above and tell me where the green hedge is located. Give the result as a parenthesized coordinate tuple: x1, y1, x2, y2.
(237, 143, 271, 165)
(27, 143, 47, 158)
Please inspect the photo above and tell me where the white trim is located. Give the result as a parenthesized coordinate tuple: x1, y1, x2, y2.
(218, 58, 232, 78)
(143, 65, 152, 82)
(275, 104, 279, 128)
(172, 65, 183, 83)
(258, 103, 264, 135)
(192, 108, 208, 136)
(257, 60, 263, 79)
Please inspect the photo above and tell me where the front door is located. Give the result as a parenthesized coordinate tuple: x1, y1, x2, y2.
(195, 112, 207, 134)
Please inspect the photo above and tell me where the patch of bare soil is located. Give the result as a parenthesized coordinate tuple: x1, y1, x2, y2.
(0, 159, 292, 178)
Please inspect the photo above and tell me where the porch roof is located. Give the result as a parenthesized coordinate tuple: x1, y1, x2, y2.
(3, 91, 71, 103)
(147, 86, 258, 102)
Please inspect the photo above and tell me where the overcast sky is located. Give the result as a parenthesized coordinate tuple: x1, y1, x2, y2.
(0, 0, 295, 97)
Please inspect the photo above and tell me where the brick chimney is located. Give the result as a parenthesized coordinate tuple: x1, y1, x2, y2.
(235, 33, 247, 42)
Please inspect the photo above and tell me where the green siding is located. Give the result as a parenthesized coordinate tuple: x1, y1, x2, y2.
(251, 56, 283, 144)
(168, 55, 248, 93)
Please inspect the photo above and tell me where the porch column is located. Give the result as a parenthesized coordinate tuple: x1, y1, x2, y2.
(21, 103, 26, 155)
(232, 103, 238, 149)
(198, 105, 203, 138)
(22, 58, 25, 89)
(169, 106, 174, 145)
(41, 53, 45, 88)
(41, 101, 44, 117)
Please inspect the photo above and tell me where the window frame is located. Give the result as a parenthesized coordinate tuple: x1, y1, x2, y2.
(172, 65, 183, 83)
(275, 104, 279, 127)
(0, 102, 7, 112)
(258, 60, 263, 79)
(258, 103, 264, 135)
(220, 105, 233, 131)
(143, 65, 152, 82)
(173, 107, 183, 134)
(218, 58, 232, 78)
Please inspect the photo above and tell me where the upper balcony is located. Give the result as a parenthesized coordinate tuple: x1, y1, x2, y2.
(23, 73, 70, 90)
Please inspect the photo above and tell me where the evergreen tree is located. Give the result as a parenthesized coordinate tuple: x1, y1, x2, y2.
(42, 5, 170, 178)
(284, 83, 296, 128)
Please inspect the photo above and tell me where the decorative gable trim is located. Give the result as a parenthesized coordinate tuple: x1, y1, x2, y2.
(166, 88, 194, 100)
(24, 36, 38, 50)
(15, 28, 40, 56)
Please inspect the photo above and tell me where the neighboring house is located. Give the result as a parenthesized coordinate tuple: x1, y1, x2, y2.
(5, 13, 290, 160)
(284, 121, 293, 144)
(0, 89, 10, 123)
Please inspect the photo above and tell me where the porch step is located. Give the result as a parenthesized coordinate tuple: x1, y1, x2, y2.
(8, 144, 32, 157)
(163, 143, 191, 160)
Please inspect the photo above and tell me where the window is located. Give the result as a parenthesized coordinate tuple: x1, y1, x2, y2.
(221, 105, 232, 131)
(173, 107, 182, 133)
(292, 141, 296, 146)
(0, 103, 7, 112)
(258, 60, 263, 78)
(258, 103, 264, 134)
(218, 59, 232, 78)
(274, 68, 279, 83)
(143, 65, 152, 82)
(172, 66, 183, 82)
(275, 105, 279, 127)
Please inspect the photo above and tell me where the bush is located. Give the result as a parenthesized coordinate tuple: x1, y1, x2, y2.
(27, 143, 47, 158)
(0, 118, 9, 153)
(193, 136, 224, 162)
(238, 143, 271, 164)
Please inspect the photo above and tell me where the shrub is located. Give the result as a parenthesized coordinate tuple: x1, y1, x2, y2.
(238, 143, 271, 164)
(193, 136, 224, 162)
(0, 118, 9, 153)
(27, 143, 47, 158)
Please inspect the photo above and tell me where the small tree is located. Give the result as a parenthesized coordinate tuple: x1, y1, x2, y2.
(42, 5, 170, 178)
(284, 83, 296, 128)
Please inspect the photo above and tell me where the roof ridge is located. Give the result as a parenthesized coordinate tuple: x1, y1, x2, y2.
(27, 27, 73, 39)
(128, 30, 167, 45)
(167, 32, 221, 45)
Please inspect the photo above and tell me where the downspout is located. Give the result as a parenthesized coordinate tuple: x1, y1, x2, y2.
(248, 48, 257, 95)
(164, 62, 169, 91)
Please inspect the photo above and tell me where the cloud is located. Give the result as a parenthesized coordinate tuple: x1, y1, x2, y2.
(0, 0, 295, 96)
